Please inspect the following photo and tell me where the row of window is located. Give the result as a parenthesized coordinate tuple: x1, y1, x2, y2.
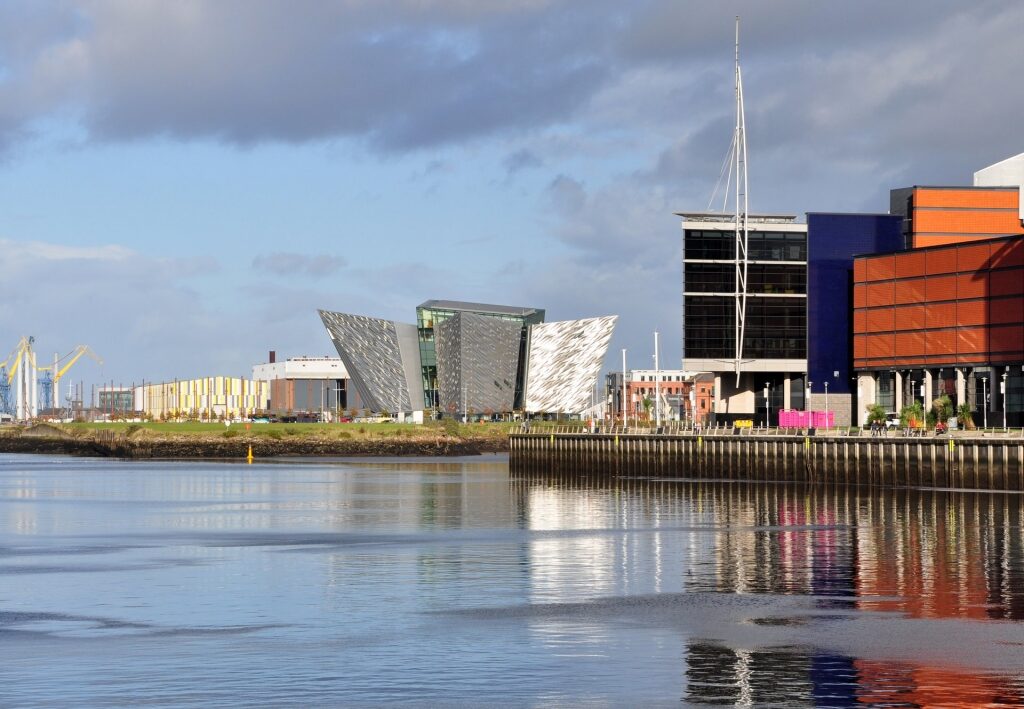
(684, 264, 807, 294)
(684, 296, 807, 359)
(684, 230, 807, 262)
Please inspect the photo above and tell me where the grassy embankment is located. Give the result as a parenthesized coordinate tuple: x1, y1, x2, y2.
(60, 420, 517, 441)
(0, 420, 520, 458)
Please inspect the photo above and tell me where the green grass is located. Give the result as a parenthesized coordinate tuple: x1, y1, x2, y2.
(61, 420, 519, 439)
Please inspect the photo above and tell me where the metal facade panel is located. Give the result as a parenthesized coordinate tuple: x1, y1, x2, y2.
(435, 312, 521, 414)
(524, 316, 616, 414)
(318, 310, 423, 412)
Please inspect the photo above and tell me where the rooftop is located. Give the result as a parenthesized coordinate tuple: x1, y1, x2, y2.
(675, 211, 798, 224)
(416, 299, 542, 317)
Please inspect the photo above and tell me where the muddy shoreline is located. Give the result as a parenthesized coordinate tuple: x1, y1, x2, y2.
(0, 426, 510, 459)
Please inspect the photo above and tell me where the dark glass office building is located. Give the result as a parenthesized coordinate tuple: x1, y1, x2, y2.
(679, 213, 808, 423)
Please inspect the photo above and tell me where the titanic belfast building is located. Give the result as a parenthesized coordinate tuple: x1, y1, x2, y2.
(319, 300, 616, 417)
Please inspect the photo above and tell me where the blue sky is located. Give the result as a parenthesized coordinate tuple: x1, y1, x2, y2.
(1, 1, 1022, 388)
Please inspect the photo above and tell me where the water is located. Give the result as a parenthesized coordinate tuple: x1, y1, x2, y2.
(1, 453, 1023, 707)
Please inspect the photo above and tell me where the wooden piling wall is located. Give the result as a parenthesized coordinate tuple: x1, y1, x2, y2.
(509, 433, 1024, 491)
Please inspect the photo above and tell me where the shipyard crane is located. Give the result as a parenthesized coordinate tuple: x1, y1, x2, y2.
(36, 346, 104, 412)
(4, 337, 37, 420)
(2, 340, 102, 419)
(0, 340, 30, 415)
(49, 346, 103, 392)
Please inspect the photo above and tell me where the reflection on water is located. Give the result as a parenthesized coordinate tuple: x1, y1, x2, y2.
(685, 642, 1024, 707)
(2, 455, 1024, 706)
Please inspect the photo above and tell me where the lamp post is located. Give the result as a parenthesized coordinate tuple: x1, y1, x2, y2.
(824, 381, 829, 429)
(653, 331, 661, 429)
(982, 376, 988, 430)
(621, 349, 627, 430)
(763, 383, 770, 429)
(1002, 371, 1008, 432)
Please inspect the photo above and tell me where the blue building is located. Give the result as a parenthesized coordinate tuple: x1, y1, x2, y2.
(805, 213, 903, 424)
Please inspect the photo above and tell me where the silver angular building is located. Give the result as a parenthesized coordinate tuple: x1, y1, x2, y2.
(318, 310, 424, 413)
(319, 301, 616, 417)
(523, 316, 618, 414)
(435, 312, 522, 415)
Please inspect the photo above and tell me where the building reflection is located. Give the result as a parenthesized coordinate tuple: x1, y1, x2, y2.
(684, 641, 1024, 707)
(512, 475, 1024, 620)
(513, 474, 1024, 705)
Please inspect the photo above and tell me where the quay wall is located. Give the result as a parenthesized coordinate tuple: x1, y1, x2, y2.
(509, 432, 1024, 491)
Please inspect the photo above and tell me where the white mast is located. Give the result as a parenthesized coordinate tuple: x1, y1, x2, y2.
(732, 16, 750, 387)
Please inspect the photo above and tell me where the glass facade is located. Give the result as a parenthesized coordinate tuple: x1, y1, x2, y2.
(416, 301, 544, 411)
(683, 225, 808, 362)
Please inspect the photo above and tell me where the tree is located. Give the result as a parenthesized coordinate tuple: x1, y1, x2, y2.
(932, 395, 953, 424)
(866, 404, 886, 425)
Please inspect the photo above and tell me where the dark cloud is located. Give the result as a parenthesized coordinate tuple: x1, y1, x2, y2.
(1, 1, 1022, 375)
(252, 252, 347, 278)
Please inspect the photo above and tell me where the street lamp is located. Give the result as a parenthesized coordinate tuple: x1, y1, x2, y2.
(824, 381, 829, 429)
(653, 331, 661, 429)
(982, 376, 988, 430)
(763, 383, 771, 428)
(621, 349, 627, 430)
(1002, 371, 1008, 432)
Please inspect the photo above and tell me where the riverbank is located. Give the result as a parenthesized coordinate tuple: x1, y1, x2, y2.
(0, 422, 512, 459)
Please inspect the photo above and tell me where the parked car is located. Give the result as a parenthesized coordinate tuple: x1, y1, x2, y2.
(885, 413, 900, 430)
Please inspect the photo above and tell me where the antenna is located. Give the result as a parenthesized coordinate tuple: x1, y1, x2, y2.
(732, 16, 750, 387)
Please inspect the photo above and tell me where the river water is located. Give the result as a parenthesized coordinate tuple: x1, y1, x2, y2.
(2, 453, 1023, 707)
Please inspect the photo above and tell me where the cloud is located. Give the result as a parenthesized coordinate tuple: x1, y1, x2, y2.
(503, 148, 543, 174)
(1, 239, 132, 262)
(252, 252, 347, 278)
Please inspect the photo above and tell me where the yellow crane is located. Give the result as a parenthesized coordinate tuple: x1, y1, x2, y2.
(43, 346, 103, 399)
(3, 337, 33, 385)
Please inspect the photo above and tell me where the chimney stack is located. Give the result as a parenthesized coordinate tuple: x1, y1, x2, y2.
(269, 350, 276, 364)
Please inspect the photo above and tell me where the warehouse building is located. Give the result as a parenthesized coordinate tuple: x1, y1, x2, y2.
(134, 377, 269, 421)
(251, 352, 352, 420)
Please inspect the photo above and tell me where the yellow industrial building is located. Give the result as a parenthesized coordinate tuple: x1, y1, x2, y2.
(134, 377, 269, 420)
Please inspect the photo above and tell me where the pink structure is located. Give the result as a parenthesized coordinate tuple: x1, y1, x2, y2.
(778, 409, 835, 429)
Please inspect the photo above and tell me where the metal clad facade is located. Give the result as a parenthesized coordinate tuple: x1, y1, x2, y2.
(435, 312, 520, 415)
(524, 316, 616, 414)
(318, 310, 424, 412)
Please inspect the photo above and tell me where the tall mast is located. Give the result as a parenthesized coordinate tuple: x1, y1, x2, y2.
(733, 16, 750, 387)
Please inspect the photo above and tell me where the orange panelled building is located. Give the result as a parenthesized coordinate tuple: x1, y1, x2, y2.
(890, 185, 1024, 248)
(853, 236, 1024, 369)
(853, 234, 1024, 425)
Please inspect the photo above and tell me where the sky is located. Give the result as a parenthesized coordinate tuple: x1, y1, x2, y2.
(0, 0, 1022, 390)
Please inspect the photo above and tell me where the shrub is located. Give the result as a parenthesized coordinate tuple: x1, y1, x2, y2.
(336, 431, 351, 440)
(125, 423, 142, 437)
(443, 418, 460, 436)
(899, 401, 924, 429)
(264, 429, 283, 440)
(958, 402, 976, 430)
(865, 404, 886, 425)
(932, 395, 953, 424)
(222, 429, 240, 439)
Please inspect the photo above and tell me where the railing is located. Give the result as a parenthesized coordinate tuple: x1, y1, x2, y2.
(509, 428, 1024, 491)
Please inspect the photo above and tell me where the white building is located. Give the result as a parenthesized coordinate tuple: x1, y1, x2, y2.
(252, 353, 352, 417)
(251, 353, 349, 382)
(974, 152, 1024, 219)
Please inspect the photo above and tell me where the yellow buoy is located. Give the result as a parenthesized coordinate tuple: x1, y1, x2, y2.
(247, 445, 254, 464)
